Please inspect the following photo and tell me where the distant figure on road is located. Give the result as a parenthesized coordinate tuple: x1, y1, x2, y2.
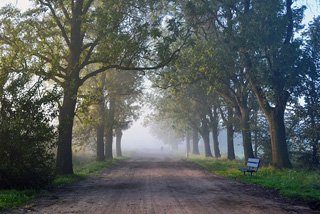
(160, 146, 163, 152)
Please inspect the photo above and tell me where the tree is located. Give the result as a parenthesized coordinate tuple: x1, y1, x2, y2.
(74, 69, 142, 159)
(244, 0, 305, 168)
(0, 1, 189, 174)
(165, 36, 255, 160)
(0, 8, 58, 187)
(114, 91, 142, 157)
(293, 16, 320, 169)
(105, 69, 143, 159)
(218, 101, 236, 160)
(181, 0, 305, 168)
(191, 126, 200, 155)
(147, 79, 216, 157)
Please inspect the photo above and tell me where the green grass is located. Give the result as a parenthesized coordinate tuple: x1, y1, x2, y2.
(187, 155, 320, 203)
(0, 189, 38, 211)
(0, 156, 127, 211)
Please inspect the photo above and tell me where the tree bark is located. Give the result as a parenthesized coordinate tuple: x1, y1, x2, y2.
(105, 96, 115, 160)
(96, 124, 105, 161)
(115, 129, 123, 157)
(186, 129, 190, 158)
(105, 126, 113, 160)
(96, 72, 106, 161)
(202, 131, 212, 157)
(192, 127, 200, 155)
(267, 107, 292, 168)
(227, 106, 235, 160)
(249, 77, 292, 168)
(217, 91, 254, 161)
(56, 85, 78, 175)
(240, 107, 255, 160)
(55, 1, 84, 174)
(199, 119, 213, 157)
(212, 105, 221, 158)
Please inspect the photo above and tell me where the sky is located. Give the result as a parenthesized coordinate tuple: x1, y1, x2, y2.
(0, 0, 32, 11)
(0, 0, 319, 154)
(0, 0, 319, 20)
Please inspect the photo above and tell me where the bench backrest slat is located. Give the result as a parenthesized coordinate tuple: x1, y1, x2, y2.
(248, 158, 260, 163)
(247, 163, 259, 168)
(246, 158, 260, 171)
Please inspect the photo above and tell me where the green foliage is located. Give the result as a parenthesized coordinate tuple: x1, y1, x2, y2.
(0, 189, 38, 211)
(74, 69, 143, 151)
(0, 74, 58, 189)
(189, 156, 320, 202)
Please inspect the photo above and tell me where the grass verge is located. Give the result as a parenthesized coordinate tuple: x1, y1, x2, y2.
(0, 156, 127, 211)
(187, 155, 320, 203)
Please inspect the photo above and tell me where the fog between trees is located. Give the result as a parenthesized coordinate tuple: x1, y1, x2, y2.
(0, 0, 319, 189)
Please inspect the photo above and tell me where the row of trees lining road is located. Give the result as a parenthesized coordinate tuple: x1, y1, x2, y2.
(145, 0, 320, 169)
(0, 0, 319, 188)
(0, 0, 190, 177)
(73, 69, 143, 160)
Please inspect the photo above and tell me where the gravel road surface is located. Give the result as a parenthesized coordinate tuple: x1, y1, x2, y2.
(7, 151, 319, 214)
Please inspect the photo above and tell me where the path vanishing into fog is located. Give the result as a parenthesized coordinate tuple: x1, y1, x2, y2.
(8, 151, 318, 214)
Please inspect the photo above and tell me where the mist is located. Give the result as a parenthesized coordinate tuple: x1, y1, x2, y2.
(121, 115, 169, 153)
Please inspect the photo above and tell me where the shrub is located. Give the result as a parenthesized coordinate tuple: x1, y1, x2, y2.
(0, 75, 58, 189)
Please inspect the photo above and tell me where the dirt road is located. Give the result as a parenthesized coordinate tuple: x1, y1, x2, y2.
(8, 152, 318, 214)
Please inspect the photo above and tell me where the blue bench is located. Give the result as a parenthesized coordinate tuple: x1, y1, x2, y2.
(238, 158, 260, 176)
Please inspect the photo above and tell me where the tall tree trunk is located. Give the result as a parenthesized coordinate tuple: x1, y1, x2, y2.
(186, 129, 190, 158)
(55, 3, 84, 175)
(96, 72, 106, 161)
(227, 123, 235, 160)
(217, 92, 254, 161)
(227, 106, 235, 160)
(202, 131, 212, 157)
(186, 129, 191, 152)
(199, 120, 213, 157)
(267, 107, 292, 168)
(249, 77, 292, 168)
(105, 127, 113, 160)
(115, 129, 123, 157)
(212, 125, 221, 158)
(56, 85, 78, 175)
(105, 96, 115, 160)
(192, 127, 200, 155)
(212, 106, 221, 158)
(96, 124, 105, 161)
(239, 107, 255, 161)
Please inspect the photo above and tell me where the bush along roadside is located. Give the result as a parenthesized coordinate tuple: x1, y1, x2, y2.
(187, 155, 320, 207)
(0, 156, 127, 211)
